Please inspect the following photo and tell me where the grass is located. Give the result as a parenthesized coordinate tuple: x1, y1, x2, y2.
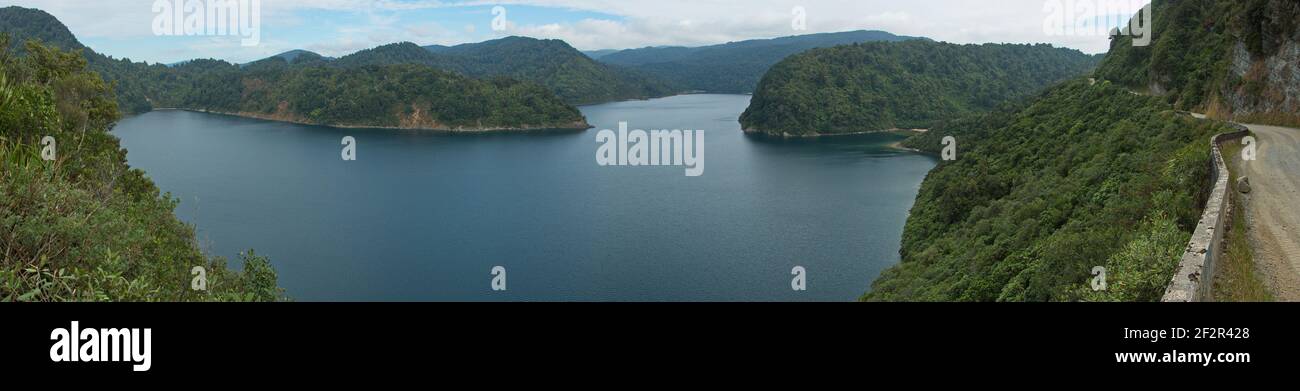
(1212, 139, 1274, 301)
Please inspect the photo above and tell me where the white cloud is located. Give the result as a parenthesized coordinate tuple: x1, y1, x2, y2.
(4, 0, 1148, 62)
(448, 0, 1145, 53)
(463, 0, 1147, 52)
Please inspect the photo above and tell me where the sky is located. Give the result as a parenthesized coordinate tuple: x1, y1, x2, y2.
(2, 0, 1151, 64)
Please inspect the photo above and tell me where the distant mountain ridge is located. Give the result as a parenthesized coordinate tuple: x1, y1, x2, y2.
(0, 6, 589, 131)
(266, 49, 333, 64)
(597, 30, 928, 93)
(601, 30, 924, 65)
(581, 49, 620, 59)
(253, 37, 677, 105)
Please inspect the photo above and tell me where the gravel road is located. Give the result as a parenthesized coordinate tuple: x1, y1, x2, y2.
(1236, 122, 1300, 301)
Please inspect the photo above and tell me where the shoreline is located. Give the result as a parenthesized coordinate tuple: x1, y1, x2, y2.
(741, 127, 929, 138)
(741, 126, 935, 154)
(574, 91, 751, 108)
(886, 141, 927, 154)
(148, 108, 594, 133)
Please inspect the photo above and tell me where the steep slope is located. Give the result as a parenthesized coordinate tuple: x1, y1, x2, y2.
(1095, 0, 1300, 125)
(867, 0, 1300, 302)
(1, 39, 283, 301)
(599, 30, 925, 93)
(865, 80, 1236, 302)
(739, 41, 1099, 136)
(1096, 0, 1300, 301)
(0, 6, 81, 50)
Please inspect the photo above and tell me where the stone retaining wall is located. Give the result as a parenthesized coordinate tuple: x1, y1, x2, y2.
(1161, 125, 1250, 302)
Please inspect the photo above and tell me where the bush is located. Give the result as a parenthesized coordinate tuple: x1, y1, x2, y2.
(1, 40, 283, 302)
(1081, 214, 1188, 302)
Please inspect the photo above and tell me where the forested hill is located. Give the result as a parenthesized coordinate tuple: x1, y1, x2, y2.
(0, 7, 588, 131)
(739, 41, 1100, 136)
(597, 30, 925, 93)
(258, 49, 333, 66)
(272, 37, 678, 105)
(1094, 0, 1300, 126)
(0, 6, 174, 114)
(168, 58, 587, 131)
(865, 80, 1235, 302)
(431, 37, 678, 105)
(0, 6, 80, 50)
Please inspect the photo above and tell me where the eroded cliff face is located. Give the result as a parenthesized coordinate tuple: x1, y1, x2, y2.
(1220, 0, 1300, 123)
(1226, 35, 1300, 120)
(1096, 0, 1299, 124)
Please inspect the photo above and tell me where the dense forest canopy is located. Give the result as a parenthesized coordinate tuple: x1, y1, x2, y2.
(164, 58, 587, 130)
(598, 30, 925, 93)
(739, 40, 1100, 136)
(0, 37, 283, 301)
(865, 80, 1234, 301)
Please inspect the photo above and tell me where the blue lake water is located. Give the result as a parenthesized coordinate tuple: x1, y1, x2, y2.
(111, 94, 936, 301)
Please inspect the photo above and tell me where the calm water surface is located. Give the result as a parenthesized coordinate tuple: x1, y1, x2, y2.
(112, 94, 936, 301)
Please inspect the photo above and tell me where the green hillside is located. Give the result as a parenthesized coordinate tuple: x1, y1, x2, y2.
(865, 80, 1234, 301)
(1, 39, 283, 301)
(740, 41, 1099, 136)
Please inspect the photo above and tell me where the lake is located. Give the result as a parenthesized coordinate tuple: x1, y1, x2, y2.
(111, 94, 936, 301)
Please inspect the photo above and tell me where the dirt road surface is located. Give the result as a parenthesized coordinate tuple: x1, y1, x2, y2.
(1236, 122, 1300, 301)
